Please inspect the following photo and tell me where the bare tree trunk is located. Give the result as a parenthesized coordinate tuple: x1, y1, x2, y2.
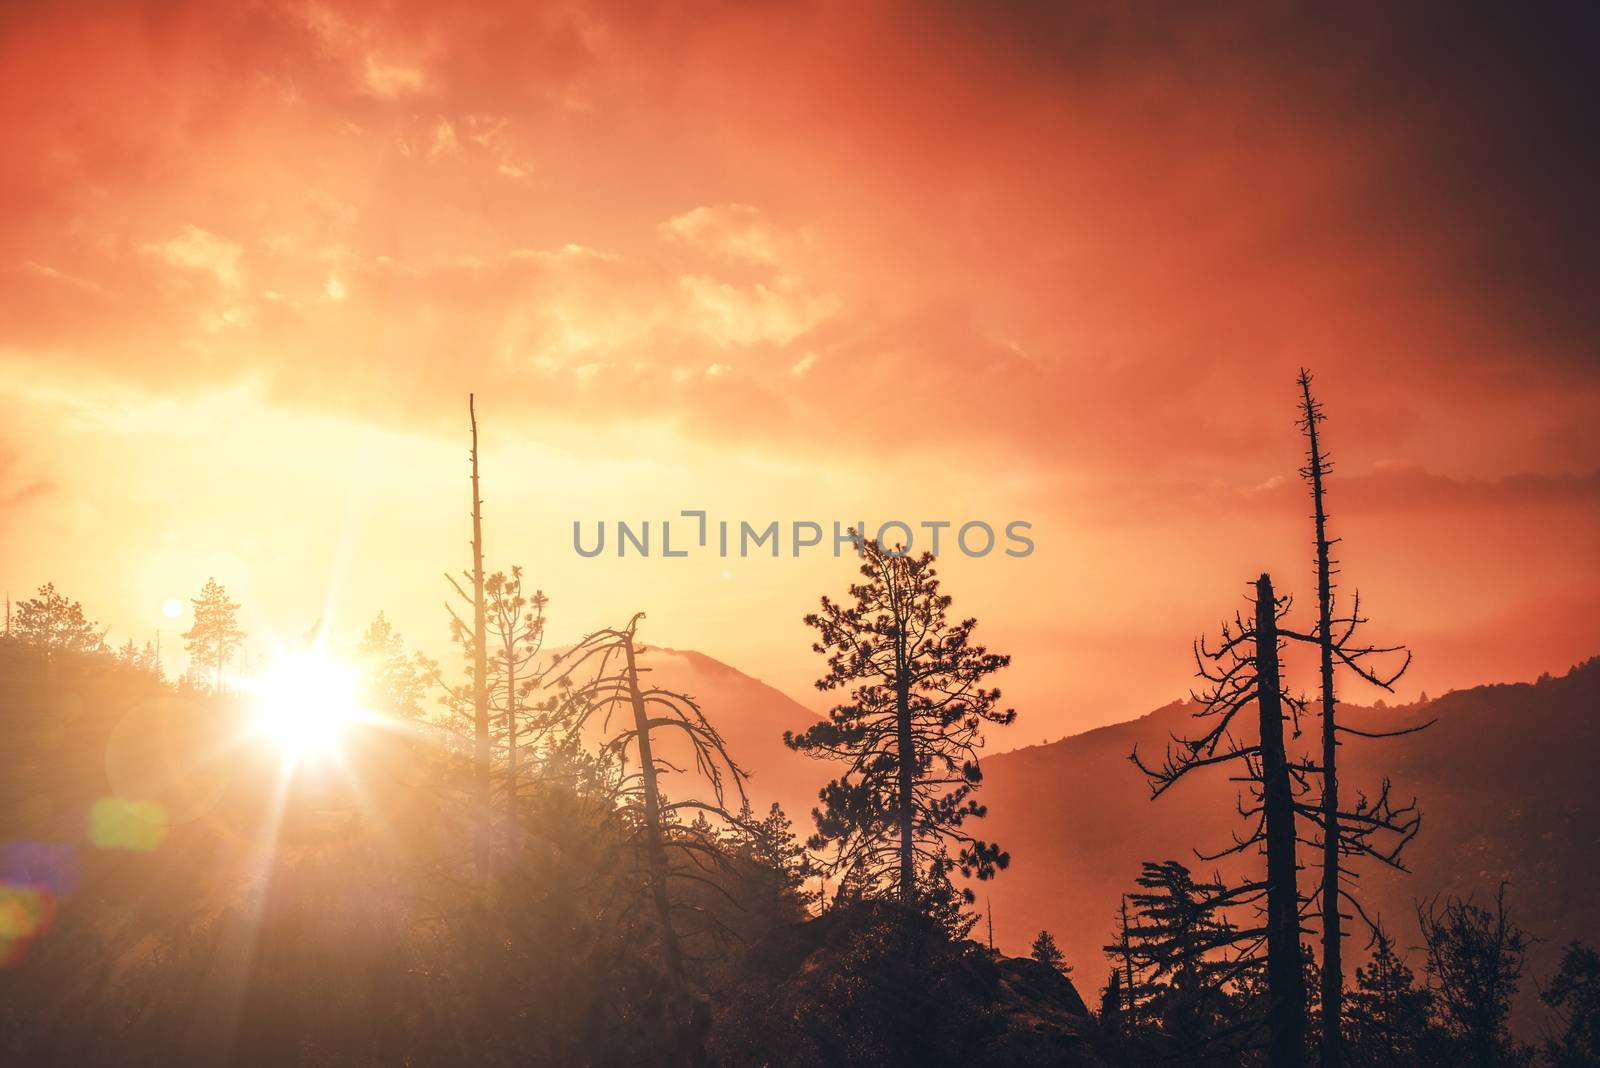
(623, 634, 701, 1066)
(469, 395, 490, 885)
(504, 635, 518, 820)
(1256, 573, 1306, 1068)
(895, 658, 916, 905)
(881, 562, 917, 905)
(1300, 371, 1344, 1066)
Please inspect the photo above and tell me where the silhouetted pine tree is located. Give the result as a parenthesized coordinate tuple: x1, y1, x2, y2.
(481, 567, 546, 815)
(1098, 969, 1128, 1064)
(1115, 895, 1139, 1022)
(1418, 884, 1533, 1068)
(1121, 860, 1258, 1061)
(785, 536, 1014, 907)
(1031, 929, 1068, 973)
(182, 577, 242, 693)
(116, 636, 161, 676)
(1541, 942, 1600, 1068)
(1132, 573, 1308, 1067)
(1344, 928, 1437, 1066)
(723, 801, 817, 927)
(13, 582, 105, 656)
(355, 611, 434, 720)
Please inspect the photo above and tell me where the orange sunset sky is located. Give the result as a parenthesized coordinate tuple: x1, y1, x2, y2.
(2, 2, 1597, 739)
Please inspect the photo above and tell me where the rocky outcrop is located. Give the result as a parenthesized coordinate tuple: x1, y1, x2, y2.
(711, 901, 1103, 1066)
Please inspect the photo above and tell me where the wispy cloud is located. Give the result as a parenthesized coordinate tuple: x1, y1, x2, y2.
(140, 226, 244, 291)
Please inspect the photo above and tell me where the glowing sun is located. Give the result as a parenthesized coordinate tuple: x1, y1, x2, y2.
(248, 649, 365, 760)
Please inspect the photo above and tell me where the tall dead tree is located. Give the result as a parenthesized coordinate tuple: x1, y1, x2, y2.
(1301, 367, 1346, 1064)
(1290, 369, 1425, 1067)
(543, 613, 748, 1067)
(444, 395, 492, 884)
(1252, 575, 1306, 1068)
(438, 400, 550, 884)
(1133, 574, 1307, 1067)
(470, 396, 489, 884)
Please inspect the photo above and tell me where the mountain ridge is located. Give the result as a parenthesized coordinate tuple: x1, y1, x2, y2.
(652, 645, 1597, 1038)
(978, 655, 1600, 1036)
(639, 642, 1596, 1033)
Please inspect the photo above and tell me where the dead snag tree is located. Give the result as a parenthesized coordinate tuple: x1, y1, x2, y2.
(438, 401, 552, 880)
(456, 394, 491, 884)
(543, 613, 747, 1068)
(1132, 573, 1307, 1067)
(785, 536, 1014, 907)
(1290, 369, 1426, 1068)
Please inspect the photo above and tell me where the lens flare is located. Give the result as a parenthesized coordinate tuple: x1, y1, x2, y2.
(88, 798, 167, 852)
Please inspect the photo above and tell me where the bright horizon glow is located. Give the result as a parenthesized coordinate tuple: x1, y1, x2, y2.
(247, 648, 365, 761)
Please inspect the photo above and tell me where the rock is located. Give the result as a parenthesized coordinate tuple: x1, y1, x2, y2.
(711, 901, 1103, 1066)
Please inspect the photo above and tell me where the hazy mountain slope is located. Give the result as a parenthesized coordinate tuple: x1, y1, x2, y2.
(652, 645, 1599, 1035)
(632, 647, 827, 822)
(976, 657, 1600, 1033)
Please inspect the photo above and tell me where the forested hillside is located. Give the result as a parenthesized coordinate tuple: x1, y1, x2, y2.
(980, 658, 1600, 1036)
